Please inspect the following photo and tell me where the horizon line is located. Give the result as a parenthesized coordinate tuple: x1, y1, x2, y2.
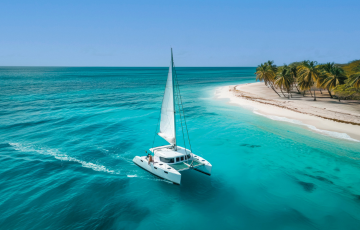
(0, 66, 257, 68)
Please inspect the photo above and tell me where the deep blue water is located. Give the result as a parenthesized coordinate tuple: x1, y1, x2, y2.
(1, 67, 360, 230)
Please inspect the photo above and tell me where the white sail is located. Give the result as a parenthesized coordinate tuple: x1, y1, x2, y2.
(158, 50, 176, 145)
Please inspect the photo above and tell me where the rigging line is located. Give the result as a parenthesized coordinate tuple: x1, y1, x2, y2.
(174, 71, 188, 162)
(175, 79, 190, 166)
(173, 65, 192, 152)
(172, 69, 185, 141)
(173, 64, 195, 167)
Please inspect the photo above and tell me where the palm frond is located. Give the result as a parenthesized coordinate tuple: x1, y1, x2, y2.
(348, 73, 360, 88)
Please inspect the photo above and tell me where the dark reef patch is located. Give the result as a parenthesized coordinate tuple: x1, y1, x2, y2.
(240, 144, 261, 148)
(204, 112, 218, 116)
(298, 181, 316, 192)
(304, 174, 334, 184)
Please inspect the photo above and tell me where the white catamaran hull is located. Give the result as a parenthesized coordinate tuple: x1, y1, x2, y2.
(133, 156, 181, 185)
(133, 151, 212, 185)
(190, 154, 212, 175)
(193, 164, 212, 175)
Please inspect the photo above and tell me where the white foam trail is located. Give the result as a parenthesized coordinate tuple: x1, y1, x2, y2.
(9, 143, 120, 174)
(253, 111, 360, 142)
(127, 174, 138, 177)
(9, 143, 181, 185)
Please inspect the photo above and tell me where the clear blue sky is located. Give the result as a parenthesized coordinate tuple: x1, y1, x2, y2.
(1, 0, 359, 66)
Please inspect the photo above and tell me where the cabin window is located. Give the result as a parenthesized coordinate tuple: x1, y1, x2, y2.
(187, 154, 191, 159)
(181, 156, 184, 161)
(160, 157, 174, 163)
(176, 157, 180, 162)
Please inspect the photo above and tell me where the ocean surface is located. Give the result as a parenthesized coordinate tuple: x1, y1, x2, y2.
(1, 67, 360, 230)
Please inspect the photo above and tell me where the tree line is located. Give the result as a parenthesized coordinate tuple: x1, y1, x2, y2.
(255, 60, 360, 101)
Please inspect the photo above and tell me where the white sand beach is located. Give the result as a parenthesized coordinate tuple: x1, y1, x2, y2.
(217, 82, 360, 142)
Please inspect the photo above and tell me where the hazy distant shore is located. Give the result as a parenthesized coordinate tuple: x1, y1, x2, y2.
(216, 82, 360, 142)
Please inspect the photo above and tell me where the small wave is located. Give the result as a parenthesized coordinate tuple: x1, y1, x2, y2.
(126, 173, 172, 184)
(115, 155, 134, 164)
(9, 143, 120, 174)
(127, 174, 138, 177)
(253, 111, 360, 142)
(140, 176, 173, 184)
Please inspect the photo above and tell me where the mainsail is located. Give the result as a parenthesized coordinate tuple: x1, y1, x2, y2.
(158, 49, 176, 145)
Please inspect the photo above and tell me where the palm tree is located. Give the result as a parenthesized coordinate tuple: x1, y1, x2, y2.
(289, 65, 300, 93)
(265, 60, 280, 96)
(266, 60, 278, 73)
(275, 65, 294, 99)
(255, 62, 280, 97)
(255, 63, 269, 83)
(348, 73, 360, 88)
(319, 62, 336, 94)
(297, 60, 322, 101)
(320, 64, 347, 98)
(319, 62, 335, 96)
(319, 62, 334, 73)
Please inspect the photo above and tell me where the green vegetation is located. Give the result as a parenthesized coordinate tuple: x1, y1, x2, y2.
(348, 73, 360, 88)
(255, 59, 360, 101)
(339, 60, 360, 75)
(275, 65, 294, 99)
(297, 61, 322, 101)
(319, 62, 347, 98)
(255, 61, 280, 97)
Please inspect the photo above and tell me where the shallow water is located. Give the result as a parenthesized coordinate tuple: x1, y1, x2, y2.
(1, 67, 360, 230)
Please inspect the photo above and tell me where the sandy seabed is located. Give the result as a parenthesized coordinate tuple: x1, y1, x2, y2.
(216, 82, 360, 142)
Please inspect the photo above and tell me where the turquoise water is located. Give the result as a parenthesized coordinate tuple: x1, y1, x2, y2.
(1, 67, 360, 229)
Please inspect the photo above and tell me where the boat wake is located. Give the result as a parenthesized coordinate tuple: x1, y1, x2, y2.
(9, 142, 121, 174)
(253, 111, 360, 142)
(9, 142, 174, 184)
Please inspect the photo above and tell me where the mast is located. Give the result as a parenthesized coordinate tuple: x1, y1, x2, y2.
(171, 48, 177, 150)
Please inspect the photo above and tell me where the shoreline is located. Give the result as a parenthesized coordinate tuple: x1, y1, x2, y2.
(216, 82, 360, 142)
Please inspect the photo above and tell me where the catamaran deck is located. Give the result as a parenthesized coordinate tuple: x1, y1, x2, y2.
(170, 159, 204, 171)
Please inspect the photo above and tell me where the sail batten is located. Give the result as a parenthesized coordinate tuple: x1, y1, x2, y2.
(158, 49, 176, 145)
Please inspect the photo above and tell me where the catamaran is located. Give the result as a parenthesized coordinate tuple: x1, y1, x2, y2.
(133, 49, 212, 185)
